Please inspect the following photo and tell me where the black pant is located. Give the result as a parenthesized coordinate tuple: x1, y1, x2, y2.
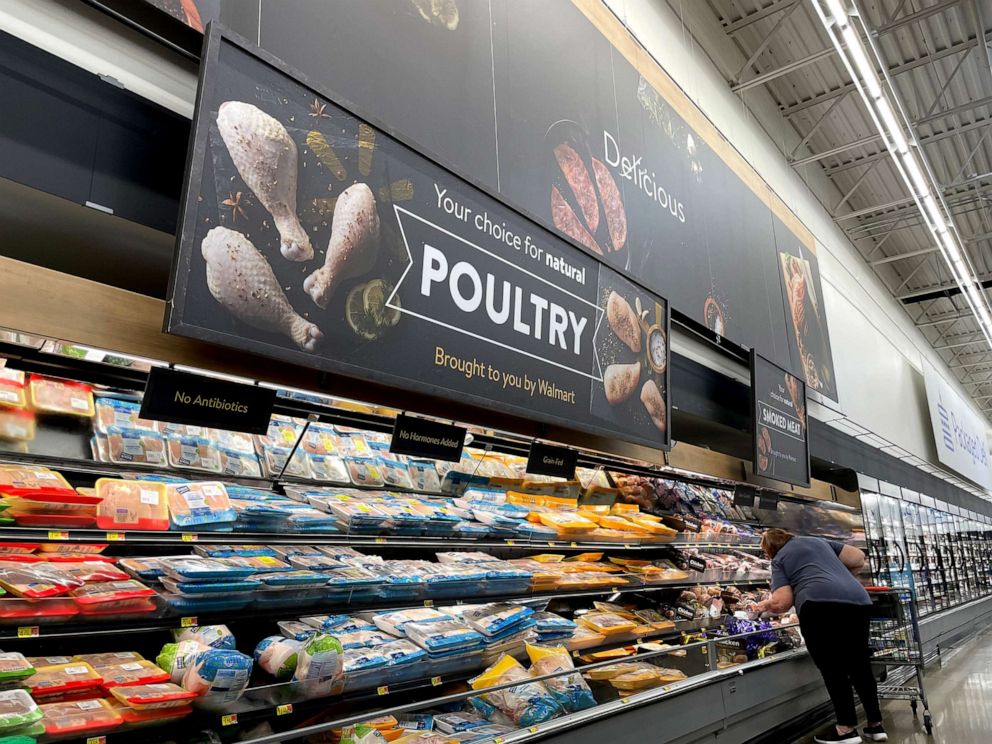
(799, 601, 881, 728)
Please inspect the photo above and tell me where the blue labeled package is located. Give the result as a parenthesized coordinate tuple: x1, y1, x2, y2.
(182, 648, 252, 709)
(194, 545, 279, 559)
(254, 587, 328, 610)
(405, 621, 485, 653)
(379, 640, 427, 667)
(117, 557, 166, 581)
(163, 592, 253, 613)
(462, 604, 534, 637)
(372, 608, 452, 636)
(302, 615, 375, 633)
(160, 576, 261, 595)
(254, 636, 302, 680)
(159, 556, 258, 582)
(532, 612, 576, 634)
(254, 570, 329, 588)
(289, 555, 345, 571)
(223, 556, 291, 574)
(342, 647, 388, 672)
(408, 460, 441, 493)
(482, 618, 536, 644)
(219, 448, 262, 478)
(515, 522, 557, 539)
(453, 522, 491, 539)
(278, 620, 317, 641)
(166, 482, 236, 527)
(334, 630, 394, 650)
(225, 485, 281, 501)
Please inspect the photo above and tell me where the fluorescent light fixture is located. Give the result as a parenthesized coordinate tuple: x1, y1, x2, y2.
(876, 98, 908, 153)
(901, 154, 930, 196)
(824, 0, 850, 26)
(841, 27, 882, 99)
(920, 194, 946, 232)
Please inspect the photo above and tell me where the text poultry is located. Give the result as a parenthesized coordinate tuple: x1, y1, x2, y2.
(421, 244, 591, 356)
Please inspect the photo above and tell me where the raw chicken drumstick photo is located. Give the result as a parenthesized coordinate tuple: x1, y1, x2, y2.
(201, 226, 323, 352)
(216, 101, 313, 262)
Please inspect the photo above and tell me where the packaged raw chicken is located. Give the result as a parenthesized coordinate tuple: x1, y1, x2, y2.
(29, 376, 94, 417)
(468, 655, 560, 726)
(307, 453, 351, 484)
(259, 444, 311, 479)
(105, 427, 167, 466)
(0, 652, 34, 684)
(408, 460, 441, 492)
(106, 697, 192, 725)
(302, 424, 343, 455)
(26, 662, 102, 696)
(108, 681, 197, 710)
(214, 429, 255, 454)
(70, 580, 157, 614)
(166, 435, 221, 473)
(345, 457, 384, 487)
(0, 465, 75, 500)
(182, 648, 252, 709)
(0, 689, 41, 730)
(219, 448, 262, 478)
(96, 659, 169, 687)
(0, 372, 27, 409)
(337, 430, 372, 456)
(39, 698, 122, 736)
(0, 564, 81, 598)
(165, 481, 235, 527)
(577, 612, 637, 636)
(525, 644, 595, 713)
(0, 408, 34, 441)
(293, 633, 344, 698)
(172, 624, 236, 649)
(74, 651, 142, 667)
(93, 397, 154, 434)
(53, 561, 128, 583)
(378, 458, 414, 490)
(154, 421, 213, 438)
(156, 640, 206, 685)
(254, 636, 303, 680)
(536, 512, 596, 534)
(95, 479, 169, 530)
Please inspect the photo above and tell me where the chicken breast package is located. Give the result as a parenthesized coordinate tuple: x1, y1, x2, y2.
(0, 373, 27, 409)
(166, 435, 222, 473)
(0, 408, 35, 442)
(525, 644, 596, 713)
(40, 698, 123, 737)
(105, 427, 167, 467)
(219, 448, 263, 478)
(93, 397, 155, 434)
(94, 479, 169, 530)
(28, 376, 94, 417)
(166, 481, 236, 527)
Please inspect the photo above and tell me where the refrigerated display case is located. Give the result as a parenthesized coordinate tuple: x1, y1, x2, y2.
(861, 480, 992, 617)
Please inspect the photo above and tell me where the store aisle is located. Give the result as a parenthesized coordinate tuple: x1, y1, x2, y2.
(803, 626, 992, 743)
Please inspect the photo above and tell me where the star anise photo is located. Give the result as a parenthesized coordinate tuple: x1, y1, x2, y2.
(221, 191, 247, 222)
(309, 98, 330, 119)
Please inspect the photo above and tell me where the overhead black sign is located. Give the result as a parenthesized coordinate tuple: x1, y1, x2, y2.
(686, 556, 708, 572)
(758, 493, 780, 511)
(389, 414, 466, 462)
(119, 0, 837, 400)
(526, 442, 578, 479)
(139, 367, 275, 434)
(733, 484, 757, 508)
(750, 350, 810, 487)
(166, 29, 671, 451)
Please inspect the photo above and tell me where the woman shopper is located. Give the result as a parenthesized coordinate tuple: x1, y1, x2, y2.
(754, 528, 886, 744)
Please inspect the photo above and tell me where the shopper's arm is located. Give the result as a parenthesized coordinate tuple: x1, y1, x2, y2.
(837, 544, 866, 576)
(755, 585, 793, 614)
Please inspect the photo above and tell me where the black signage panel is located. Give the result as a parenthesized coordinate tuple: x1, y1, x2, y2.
(166, 29, 671, 451)
(758, 493, 780, 511)
(750, 350, 810, 487)
(686, 556, 708, 572)
(139, 367, 275, 434)
(733, 484, 757, 508)
(389, 414, 466, 462)
(526, 442, 578, 479)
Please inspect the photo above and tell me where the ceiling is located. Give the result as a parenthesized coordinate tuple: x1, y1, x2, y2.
(690, 0, 992, 417)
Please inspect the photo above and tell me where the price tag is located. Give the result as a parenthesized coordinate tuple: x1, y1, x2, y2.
(181, 533, 198, 543)
(620, 697, 631, 706)
(635, 638, 643, 645)
(276, 704, 293, 716)
(376, 686, 389, 696)
(221, 714, 238, 726)
(423, 599, 434, 607)
(505, 540, 515, 546)
(624, 544, 634, 549)
(661, 686, 671, 693)
(570, 542, 578, 548)
(180, 617, 198, 628)
(374, 537, 387, 544)
(16, 626, 39, 638)
(430, 676, 442, 687)
(105, 532, 125, 542)
(86, 737, 107, 744)
(47, 531, 68, 541)
(571, 649, 580, 657)
(546, 542, 556, 548)
(493, 738, 505, 744)
(528, 726, 539, 734)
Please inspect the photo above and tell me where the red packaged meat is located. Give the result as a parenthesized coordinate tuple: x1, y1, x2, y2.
(108, 681, 197, 708)
(40, 698, 122, 737)
(0, 466, 76, 500)
(0, 564, 82, 598)
(96, 659, 170, 688)
(26, 662, 103, 696)
(70, 580, 156, 613)
(0, 408, 34, 441)
(29, 376, 95, 417)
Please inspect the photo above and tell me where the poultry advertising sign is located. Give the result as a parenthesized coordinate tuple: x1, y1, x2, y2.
(750, 350, 810, 487)
(166, 27, 671, 450)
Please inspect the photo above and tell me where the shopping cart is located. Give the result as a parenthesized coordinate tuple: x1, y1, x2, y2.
(867, 587, 933, 736)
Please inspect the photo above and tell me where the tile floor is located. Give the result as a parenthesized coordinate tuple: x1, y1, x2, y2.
(805, 626, 992, 743)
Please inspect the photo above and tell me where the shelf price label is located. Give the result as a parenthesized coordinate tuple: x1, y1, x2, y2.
(16, 626, 39, 638)
(374, 537, 387, 544)
(47, 531, 68, 541)
(376, 686, 389, 696)
(570, 542, 578, 548)
(430, 676, 442, 687)
(180, 617, 198, 628)
(86, 737, 107, 744)
(493, 738, 505, 744)
(276, 704, 293, 716)
(105, 532, 125, 542)
(623, 544, 634, 550)
(181, 533, 198, 542)
(505, 539, 515, 546)
(528, 726, 539, 734)
(221, 714, 238, 726)
(423, 599, 434, 607)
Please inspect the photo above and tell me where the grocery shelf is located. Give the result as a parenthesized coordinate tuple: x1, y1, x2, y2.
(0, 577, 770, 642)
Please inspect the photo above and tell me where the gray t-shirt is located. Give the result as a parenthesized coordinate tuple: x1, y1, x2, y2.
(771, 536, 871, 614)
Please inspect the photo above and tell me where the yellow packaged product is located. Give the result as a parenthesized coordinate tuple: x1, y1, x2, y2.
(576, 510, 603, 525)
(526, 554, 566, 564)
(610, 665, 686, 691)
(506, 491, 545, 507)
(627, 516, 678, 536)
(610, 503, 640, 516)
(592, 602, 636, 618)
(577, 612, 637, 635)
(579, 646, 636, 662)
(598, 515, 649, 533)
(537, 512, 596, 533)
(566, 626, 605, 651)
(542, 494, 579, 510)
(565, 553, 603, 563)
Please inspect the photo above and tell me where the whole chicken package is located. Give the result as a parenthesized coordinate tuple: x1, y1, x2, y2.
(525, 644, 595, 713)
(181, 648, 252, 709)
(468, 655, 561, 727)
